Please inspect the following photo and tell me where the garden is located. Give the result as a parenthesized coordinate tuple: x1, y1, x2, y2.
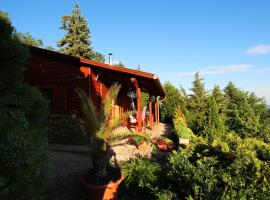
(1, 8, 270, 200)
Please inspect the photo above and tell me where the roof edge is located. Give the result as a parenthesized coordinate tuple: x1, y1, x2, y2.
(28, 45, 166, 98)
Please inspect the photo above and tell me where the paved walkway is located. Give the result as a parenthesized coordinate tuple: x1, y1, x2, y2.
(44, 123, 173, 199)
(110, 123, 173, 161)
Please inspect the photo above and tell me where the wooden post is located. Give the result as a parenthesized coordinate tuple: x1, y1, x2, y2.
(137, 87, 142, 132)
(155, 97, 158, 124)
(149, 95, 153, 129)
(131, 78, 142, 132)
(157, 99, 159, 124)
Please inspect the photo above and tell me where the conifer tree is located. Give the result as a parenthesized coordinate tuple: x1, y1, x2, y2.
(16, 32, 43, 47)
(212, 85, 223, 108)
(161, 82, 188, 123)
(202, 97, 225, 140)
(211, 85, 226, 121)
(224, 82, 260, 138)
(188, 72, 207, 134)
(58, 3, 104, 62)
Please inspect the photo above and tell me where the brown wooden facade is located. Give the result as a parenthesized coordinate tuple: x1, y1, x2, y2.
(24, 46, 166, 132)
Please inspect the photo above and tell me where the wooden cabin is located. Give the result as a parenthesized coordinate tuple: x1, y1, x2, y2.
(24, 46, 166, 132)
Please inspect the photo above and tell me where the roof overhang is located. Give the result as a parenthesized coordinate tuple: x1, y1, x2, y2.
(28, 46, 166, 98)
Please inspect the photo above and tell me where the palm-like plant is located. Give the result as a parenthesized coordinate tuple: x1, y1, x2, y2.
(76, 83, 133, 181)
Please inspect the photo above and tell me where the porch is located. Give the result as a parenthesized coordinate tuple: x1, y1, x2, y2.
(26, 46, 166, 133)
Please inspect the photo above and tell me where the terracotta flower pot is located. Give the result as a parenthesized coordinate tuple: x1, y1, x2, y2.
(81, 171, 124, 200)
(157, 143, 168, 151)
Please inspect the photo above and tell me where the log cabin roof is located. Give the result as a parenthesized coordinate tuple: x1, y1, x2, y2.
(28, 46, 166, 98)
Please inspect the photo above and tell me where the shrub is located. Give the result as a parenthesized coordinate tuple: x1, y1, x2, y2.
(167, 133, 270, 199)
(47, 114, 86, 144)
(154, 189, 177, 200)
(173, 109, 195, 140)
(122, 156, 162, 191)
(127, 132, 151, 146)
(0, 12, 49, 199)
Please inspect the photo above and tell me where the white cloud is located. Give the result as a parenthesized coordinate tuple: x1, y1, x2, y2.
(177, 71, 197, 77)
(202, 64, 251, 75)
(246, 45, 270, 55)
(176, 64, 251, 77)
(256, 67, 270, 73)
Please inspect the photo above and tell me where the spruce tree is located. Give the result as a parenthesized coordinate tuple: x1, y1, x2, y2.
(212, 85, 223, 108)
(224, 82, 260, 138)
(211, 85, 226, 122)
(58, 3, 104, 62)
(202, 97, 225, 140)
(188, 72, 207, 134)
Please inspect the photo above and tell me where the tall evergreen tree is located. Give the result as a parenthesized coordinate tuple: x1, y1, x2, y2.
(212, 85, 223, 107)
(16, 32, 43, 47)
(224, 82, 260, 138)
(211, 85, 226, 120)
(160, 82, 188, 123)
(202, 97, 225, 140)
(247, 92, 270, 142)
(57, 3, 104, 62)
(188, 72, 208, 134)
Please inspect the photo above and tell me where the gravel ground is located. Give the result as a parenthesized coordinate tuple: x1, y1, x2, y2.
(42, 146, 92, 200)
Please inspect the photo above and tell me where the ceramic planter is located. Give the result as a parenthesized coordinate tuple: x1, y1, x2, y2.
(81, 171, 124, 200)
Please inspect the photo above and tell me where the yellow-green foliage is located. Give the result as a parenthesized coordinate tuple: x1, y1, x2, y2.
(168, 133, 270, 199)
(211, 138, 230, 153)
(173, 109, 196, 140)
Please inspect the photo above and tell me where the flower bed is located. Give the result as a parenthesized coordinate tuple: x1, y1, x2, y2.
(152, 137, 174, 152)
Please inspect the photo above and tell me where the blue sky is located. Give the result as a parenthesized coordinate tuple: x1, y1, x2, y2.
(1, 0, 270, 103)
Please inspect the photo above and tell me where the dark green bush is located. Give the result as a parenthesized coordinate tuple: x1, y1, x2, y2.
(0, 12, 49, 199)
(47, 114, 86, 144)
(122, 156, 176, 200)
(122, 156, 162, 190)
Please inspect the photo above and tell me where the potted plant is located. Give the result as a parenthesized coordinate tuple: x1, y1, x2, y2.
(152, 137, 174, 152)
(127, 133, 150, 153)
(76, 83, 132, 200)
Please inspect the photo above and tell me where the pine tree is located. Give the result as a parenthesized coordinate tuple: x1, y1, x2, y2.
(188, 72, 208, 134)
(202, 97, 225, 140)
(57, 3, 104, 62)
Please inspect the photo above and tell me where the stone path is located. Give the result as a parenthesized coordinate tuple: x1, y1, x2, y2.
(44, 123, 173, 199)
(111, 123, 173, 161)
